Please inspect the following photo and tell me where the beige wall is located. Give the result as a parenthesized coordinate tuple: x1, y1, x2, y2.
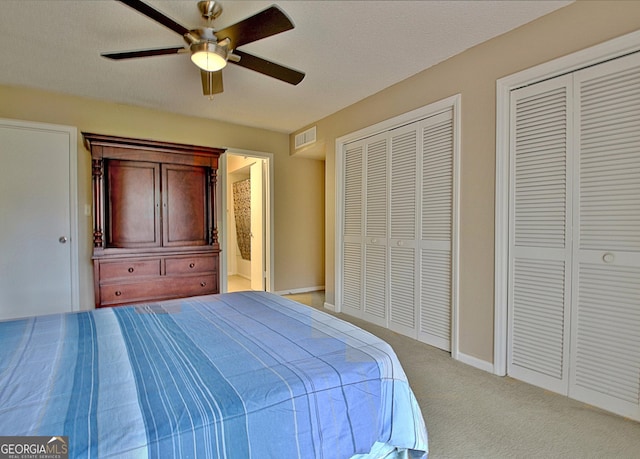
(294, 0, 640, 363)
(0, 85, 325, 308)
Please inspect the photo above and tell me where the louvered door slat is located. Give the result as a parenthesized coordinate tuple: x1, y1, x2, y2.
(342, 242, 362, 312)
(364, 244, 387, 326)
(419, 248, 451, 350)
(422, 116, 453, 242)
(365, 139, 388, 239)
(390, 246, 416, 334)
(344, 144, 363, 237)
(390, 129, 417, 240)
(573, 263, 640, 404)
(578, 61, 640, 251)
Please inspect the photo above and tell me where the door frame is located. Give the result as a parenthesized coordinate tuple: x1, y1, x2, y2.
(494, 29, 640, 376)
(219, 149, 274, 292)
(0, 117, 80, 313)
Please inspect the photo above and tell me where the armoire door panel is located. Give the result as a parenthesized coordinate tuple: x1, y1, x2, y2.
(162, 164, 208, 247)
(107, 160, 161, 248)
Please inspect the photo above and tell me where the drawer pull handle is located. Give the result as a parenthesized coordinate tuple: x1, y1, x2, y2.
(200, 281, 207, 287)
(128, 267, 134, 273)
(115, 291, 122, 296)
(189, 263, 196, 269)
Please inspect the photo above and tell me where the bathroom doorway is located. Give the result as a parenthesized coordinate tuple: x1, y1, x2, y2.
(222, 151, 272, 293)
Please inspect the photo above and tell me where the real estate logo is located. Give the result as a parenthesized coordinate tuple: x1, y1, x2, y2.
(0, 436, 68, 459)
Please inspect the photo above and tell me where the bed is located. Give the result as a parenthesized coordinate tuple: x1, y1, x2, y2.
(0, 291, 428, 458)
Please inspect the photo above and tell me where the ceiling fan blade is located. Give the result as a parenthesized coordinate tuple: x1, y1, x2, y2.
(231, 50, 305, 85)
(116, 0, 189, 36)
(214, 5, 294, 49)
(102, 46, 185, 60)
(201, 70, 224, 96)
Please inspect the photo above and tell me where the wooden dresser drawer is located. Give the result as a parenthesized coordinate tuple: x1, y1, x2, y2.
(99, 259, 161, 281)
(165, 255, 217, 275)
(100, 274, 217, 306)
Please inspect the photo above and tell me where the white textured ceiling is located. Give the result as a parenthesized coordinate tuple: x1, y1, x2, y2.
(0, 0, 571, 133)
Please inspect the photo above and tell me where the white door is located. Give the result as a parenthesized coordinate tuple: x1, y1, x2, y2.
(418, 109, 455, 351)
(507, 52, 640, 421)
(507, 76, 573, 394)
(0, 119, 78, 320)
(250, 160, 265, 291)
(388, 124, 419, 337)
(569, 53, 640, 420)
(341, 142, 365, 318)
(363, 136, 389, 327)
(340, 106, 456, 351)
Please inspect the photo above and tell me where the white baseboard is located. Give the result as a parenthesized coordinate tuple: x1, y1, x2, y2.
(455, 352, 495, 374)
(275, 286, 325, 296)
(323, 302, 336, 312)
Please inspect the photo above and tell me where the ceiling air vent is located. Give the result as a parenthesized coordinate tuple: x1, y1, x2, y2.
(295, 126, 317, 149)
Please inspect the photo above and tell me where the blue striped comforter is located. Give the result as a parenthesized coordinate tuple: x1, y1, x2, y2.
(0, 292, 428, 458)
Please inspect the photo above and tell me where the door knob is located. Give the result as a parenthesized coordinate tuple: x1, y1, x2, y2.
(58, 236, 68, 244)
(602, 252, 614, 263)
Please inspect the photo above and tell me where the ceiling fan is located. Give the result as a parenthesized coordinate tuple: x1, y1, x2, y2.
(102, 0, 305, 97)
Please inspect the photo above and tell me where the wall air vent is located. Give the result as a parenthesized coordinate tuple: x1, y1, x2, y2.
(295, 126, 317, 149)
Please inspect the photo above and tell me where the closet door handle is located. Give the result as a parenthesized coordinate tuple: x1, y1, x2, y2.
(602, 252, 614, 263)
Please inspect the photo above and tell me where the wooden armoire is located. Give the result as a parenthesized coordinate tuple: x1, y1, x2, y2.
(84, 133, 225, 308)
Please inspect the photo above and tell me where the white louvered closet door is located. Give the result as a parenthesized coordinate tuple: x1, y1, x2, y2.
(419, 110, 454, 351)
(363, 136, 389, 327)
(389, 125, 419, 336)
(508, 52, 640, 421)
(507, 75, 573, 394)
(342, 142, 364, 318)
(569, 53, 640, 421)
(340, 105, 455, 351)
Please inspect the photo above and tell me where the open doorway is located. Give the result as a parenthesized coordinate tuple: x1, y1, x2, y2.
(222, 151, 272, 293)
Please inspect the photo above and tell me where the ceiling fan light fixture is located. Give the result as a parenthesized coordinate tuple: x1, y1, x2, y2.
(190, 42, 227, 71)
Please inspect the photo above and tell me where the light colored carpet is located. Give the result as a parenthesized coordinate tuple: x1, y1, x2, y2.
(284, 291, 640, 459)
